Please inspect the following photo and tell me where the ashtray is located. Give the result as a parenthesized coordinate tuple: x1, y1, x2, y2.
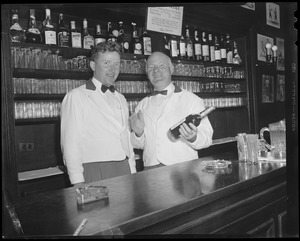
(202, 159, 232, 169)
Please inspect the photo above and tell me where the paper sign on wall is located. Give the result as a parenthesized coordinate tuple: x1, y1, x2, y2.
(146, 7, 184, 36)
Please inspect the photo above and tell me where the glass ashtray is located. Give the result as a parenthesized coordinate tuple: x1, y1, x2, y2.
(202, 159, 232, 169)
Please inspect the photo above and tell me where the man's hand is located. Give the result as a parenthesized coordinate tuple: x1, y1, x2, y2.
(129, 110, 145, 137)
(179, 123, 198, 142)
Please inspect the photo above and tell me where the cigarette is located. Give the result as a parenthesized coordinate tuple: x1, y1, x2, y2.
(73, 218, 88, 236)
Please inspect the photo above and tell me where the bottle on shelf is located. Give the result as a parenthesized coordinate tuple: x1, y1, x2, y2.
(226, 33, 233, 64)
(169, 34, 178, 59)
(193, 28, 202, 61)
(214, 34, 221, 63)
(82, 18, 94, 49)
(94, 24, 106, 46)
(139, 27, 152, 56)
(185, 25, 194, 61)
(232, 41, 242, 64)
(117, 21, 125, 52)
(130, 22, 142, 54)
(57, 13, 70, 47)
(106, 22, 117, 43)
(220, 35, 227, 63)
(208, 33, 215, 63)
(168, 106, 216, 141)
(70, 20, 82, 48)
(10, 9, 26, 43)
(179, 29, 186, 60)
(163, 35, 170, 57)
(201, 31, 210, 62)
(25, 9, 42, 44)
(41, 8, 57, 46)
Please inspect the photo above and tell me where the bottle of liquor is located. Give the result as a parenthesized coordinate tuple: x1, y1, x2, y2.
(140, 27, 152, 56)
(82, 18, 94, 49)
(57, 13, 70, 47)
(117, 21, 125, 52)
(179, 29, 186, 60)
(25, 9, 42, 44)
(208, 33, 215, 62)
(168, 106, 216, 140)
(163, 35, 170, 57)
(185, 25, 194, 61)
(42, 8, 57, 45)
(10, 9, 26, 43)
(94, 24, 106, 46)
(220, 35, 227, 63)
(232, 41, 242, 64)
(130, 22, 142, 54)
(193, 28, 202, 61)
(214, 35, 221, 63)
(201, 31, 210, 62)
(106, 22, 117, 43)
(169, 35, 178, 59)
(226, 33, 233, 64)
(70, 21, 82, 48)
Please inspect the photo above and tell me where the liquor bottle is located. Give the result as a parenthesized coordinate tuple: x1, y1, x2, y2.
(201, 31, 210, 62)
(57, 13, 70, 47)
(220, 35, 227, 63)
(169, 35, 178, 59)
(185, 25, 194, 60)
(10, 9, 25, 43)
(130, 22, 142, 54)
(42, 8, 57, 45)
(232, 41, 242, 64)
(106, 22, 117, 43)
(94, 24, 106, 46)
(70, 21, 82, 48)
(193, 28, 202, 61)
(214, 35, 221, 63)
(117, 21, 125, 52)
(208, 33, 215, 62)
(168, 106, 216, 140)
(82, 18, 94, 49)
(163, 35, 170, 57)
(140, 27, 152, 55)
(179, 30, 186, 60)
(25, 9, 42, 44)
(226, 33, 233, 64)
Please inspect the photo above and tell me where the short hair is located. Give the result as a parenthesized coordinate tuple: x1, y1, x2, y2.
(90, 41, 121, 61)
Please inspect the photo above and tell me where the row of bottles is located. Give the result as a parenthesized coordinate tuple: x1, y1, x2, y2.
(163, 25, 242, 64)
(9, 8, 152, 55)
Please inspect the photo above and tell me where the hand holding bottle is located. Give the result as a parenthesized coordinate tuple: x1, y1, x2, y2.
(130, 110, 145, 137)
(179, 122, 198, 142)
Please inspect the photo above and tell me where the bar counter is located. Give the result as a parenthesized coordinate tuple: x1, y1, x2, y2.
(12, 153, 287, 238)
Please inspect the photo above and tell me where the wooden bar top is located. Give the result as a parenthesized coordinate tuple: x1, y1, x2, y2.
(13, 153, 286, 237)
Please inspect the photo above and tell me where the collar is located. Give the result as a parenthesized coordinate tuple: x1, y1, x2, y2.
(148, 82, 182, 97)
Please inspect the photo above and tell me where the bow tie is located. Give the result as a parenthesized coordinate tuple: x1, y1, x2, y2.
(101, 85, 115, 93)
(150, 90, 168, 96)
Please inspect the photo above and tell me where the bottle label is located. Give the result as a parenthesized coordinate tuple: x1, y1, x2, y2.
(134, 43, 142, 54)
(124, 41, 129, 50)
(143, 37, 152, 55)
(83, 36, 94, 49)
(215, 50, 221, 60)
(187, 44, 193, 57)
(202, 45, 209, 57)
(71, 32, 82, 48)
(170, 40, 177, 57)
(227, 51, 233, 64)
(194, 43, 201, 55)
(57, 31, 69, 47)
(95, 38, 106, 45)
(45, 30, 56, 45)
(179, 42, 186, 56)
(221, 49, 227, 59)
(210, 46, 215, 61)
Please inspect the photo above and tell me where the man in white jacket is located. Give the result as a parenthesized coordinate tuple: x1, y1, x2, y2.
(61, 42, 136, 187)
(130, 52, 213, 170)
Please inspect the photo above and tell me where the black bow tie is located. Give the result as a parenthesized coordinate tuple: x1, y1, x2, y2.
(150, 90, 168, 96)
(101, 85, 115, 93)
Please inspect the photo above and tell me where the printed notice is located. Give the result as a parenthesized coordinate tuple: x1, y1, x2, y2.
(146, 7, 183, 36)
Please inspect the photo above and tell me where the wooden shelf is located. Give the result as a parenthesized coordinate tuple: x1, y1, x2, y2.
(15, 117, 60, 125)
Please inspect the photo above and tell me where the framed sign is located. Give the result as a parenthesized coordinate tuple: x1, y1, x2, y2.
(146, 7, 184, 36)
(266, 2, 280, 29)
(276, 74, 285, 101)
(241, 2, 255, 11)
(262, 74, 274, 103)
(276, 37, 285, 71)
(257, 34, 274, 62)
